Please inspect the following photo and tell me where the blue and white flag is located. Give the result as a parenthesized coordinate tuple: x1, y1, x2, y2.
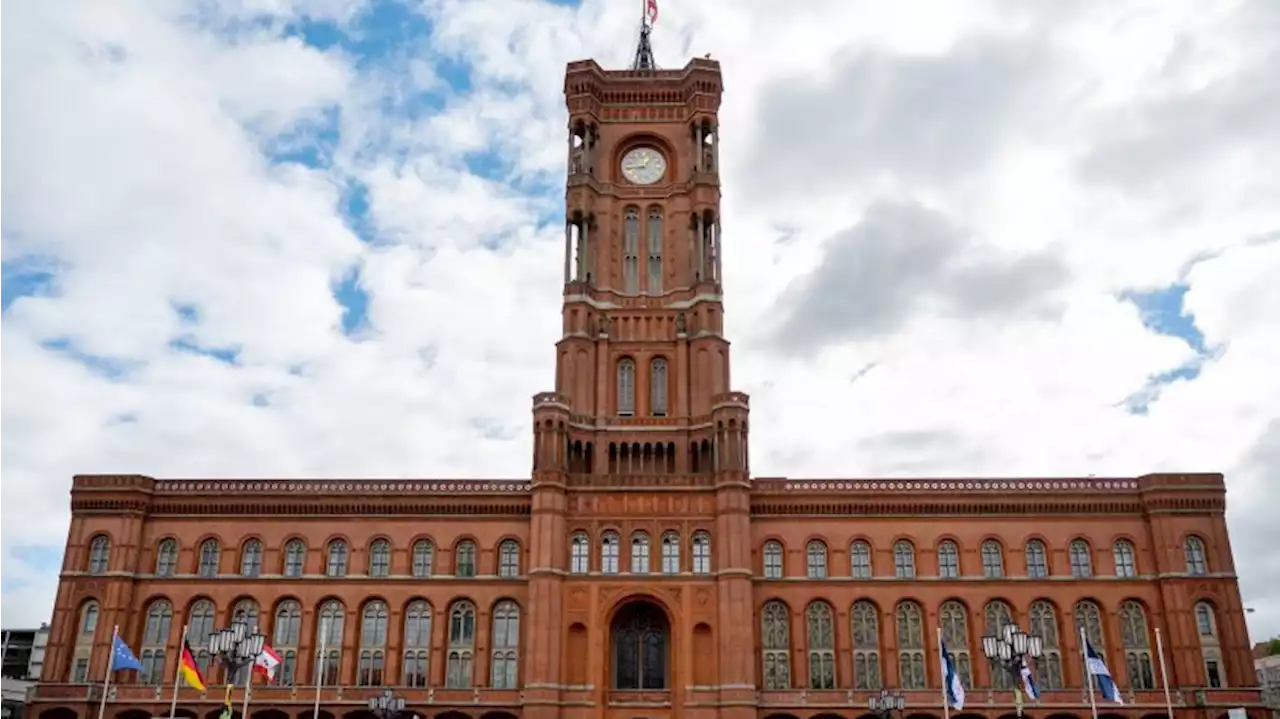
(1020, 657, 1040, 701)
(939, 637, 966, 710)
(110, 631, 144, 673)
(1084, 639, 1123, 704)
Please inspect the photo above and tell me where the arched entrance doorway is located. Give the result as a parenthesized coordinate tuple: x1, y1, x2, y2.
(611, 600, 670, 690)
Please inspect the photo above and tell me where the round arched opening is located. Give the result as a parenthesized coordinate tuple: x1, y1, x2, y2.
(610, 600, 670, 690)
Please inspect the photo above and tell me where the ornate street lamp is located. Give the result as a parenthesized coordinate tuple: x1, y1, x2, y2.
(981, 624, 1043, 717)
(210, 621, 266, 719)
(368, 688, 406, 719)
(868, 688, 905, 719)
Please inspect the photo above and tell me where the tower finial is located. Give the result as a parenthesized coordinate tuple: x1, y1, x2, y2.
(632, 0, 659, 70)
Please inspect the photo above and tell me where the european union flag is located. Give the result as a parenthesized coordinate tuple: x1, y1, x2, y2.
(111, 633, 144, 673)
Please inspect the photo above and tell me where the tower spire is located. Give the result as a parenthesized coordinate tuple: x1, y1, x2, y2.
(631, 0, 659, 70)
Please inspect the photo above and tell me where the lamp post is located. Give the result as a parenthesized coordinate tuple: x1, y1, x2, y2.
(868, 688, 905, 719)
(367, 689, 406, 719)
(210, 621, 266, 719)
(981, 624, 1043, 718)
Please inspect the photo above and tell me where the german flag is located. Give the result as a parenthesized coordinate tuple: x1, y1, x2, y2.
(178, 640, 207, 692)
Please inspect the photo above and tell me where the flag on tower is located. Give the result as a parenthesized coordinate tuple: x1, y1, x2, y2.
(645, 0, 658, 25)
(253, 644, 282, 681)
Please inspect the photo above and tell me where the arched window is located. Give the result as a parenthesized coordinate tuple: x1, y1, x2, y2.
(1028, 600, 1062, 689)
(240, 540, 263, 577)
(938, 540, 959, 578)
(692, 532, 711, 574)
(981, 540, 1004, 578)
(1069, 539, 1092, 578)
(761, 601, 791, 690)
(850, 540, 872, 579)
(326, 539, 348, 577)
(498, 540, 520, 578)
(660, 532, 680, 574)
(650, 358, 668, 416)
(646, 207, 663, 294)
(156, 539, 178, 577)
(317, 600, 344, 686)
(893, 540, 916, 579)
(617, 358, 636, 416)
(1113, 539, 1136, 578)
(1185, 536, 1208, 575)
(602, 532, 620, 574)
(455, 540, 477, 578)
(763, 540, 784, 578)
(1194, 602, 1224, 688)
(88, 535, 110, 574)
(358, 601, 388, 685)
(369, 539, 391, 577)
(622, 207, 639, 293)
(895, 601, 926, 689)
(139, 599, 171, 685)
(984, 601, 1015, 689)
(612, 602, 668, 689)
(939, 601, 972, 688)
(198, 538, 220, 577)
(570, 533, 590, 574)
(631, 532, 651, 574)
(1074, 600, 1105, 692)
(71, 601, 99, 682)
(851, 600, 881, 690)
(402, 601, 432, 688)
(272, 600, 301, 686)
(283, 539, 305, 577)
(805, 540, 828, 579)
(806, 601, 836, 689)
(446, 600, 477, 688)
(229, 599, 260, 685)
(1025, 539, 1048, 577)
(490, 601, 520, 688)
(412, 540, 433, 578)
(188, 599, 216, 675)
(1120, 601, 1154, 689)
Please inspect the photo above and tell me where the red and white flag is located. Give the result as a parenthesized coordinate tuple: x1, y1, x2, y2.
(645, 0, 658, 25)
(253, 644, 282, 681)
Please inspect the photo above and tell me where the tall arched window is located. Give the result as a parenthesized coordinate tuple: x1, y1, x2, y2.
(402, 601, 431, 688)
(692, 532, 711, 574)
(283, 539, 305, 577)
(412, 540, 433, 577)
(1025, 539, 1048, 577)
(455, 540, 477, 578)
(317, 600, 344, 685)
(939, 601, 972, 688)
(71, 600, 99, 681)
(498, 539, 520, 577)
(446, 601, 477, 688)
(761, 601, 791, 690)
(650, 358, 669, 416)
(984, 601, 1015, 689)
(938, 540, 959, 578)
(1069, 539, 1092, 578)
(1120, 601, 1154, 689)
(617, 358, 636, 416)
(602, 532, 620, 574)
(229, 599, 261, 685)
(358, 601, 388, 685)
(1074, 600, 1105, 692)
(1028, 600, 1062, 689)
(240, 540, 263, 577)
(1194, 602, 1224, 688)
(806, 602, 836, 689)
(805, 540, 828, 579)
(895, 601, 926, 689)
(326, 539, 348, 577)
(631, 532, 651, 574)
(272, 600, 301, 686)
(763, 540, 784, 578)
(646, 207, 663, 294)
(622, 207, 640, 293)
(156, 539, 178, 577)
(490, 601, 520, 688)
(612, 602, 668, 689)
(139, 599, 171, 685)
(369, 539, 391, 577)
(850, 540, 872, 579)
(893, 540, 916, 578)
(981, 540, 1004, 578)
(851, 600, 881, 690)
(570, 533, 590, 574)
(198, 538, 220, 577)
(88, 535, 110, 574)
(1113, 539, 1136, 578)
(1185, 536, 1208, 575)
(188, 599, 216, 674)
(660, 532, 680, 574)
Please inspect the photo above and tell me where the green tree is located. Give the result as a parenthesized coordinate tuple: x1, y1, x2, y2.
(1269, 637, 1280, 656)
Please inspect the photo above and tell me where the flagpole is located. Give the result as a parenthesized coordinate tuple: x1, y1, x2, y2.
(937, 627, 950, 719)
(240, 634, 255, 719)
(1155, 627, 1174, 719)
(97, 625, 119, 719)
(313, 617, 328, 719)
(1080, 626, 1099, 719)
(168, 625, 189, 719)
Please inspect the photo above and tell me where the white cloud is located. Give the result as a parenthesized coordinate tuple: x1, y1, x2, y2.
(3, 0, 1279, 650)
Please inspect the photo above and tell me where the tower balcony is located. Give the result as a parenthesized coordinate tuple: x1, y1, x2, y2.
(532, 391, 571, 409)
(711, 391, 749, 409)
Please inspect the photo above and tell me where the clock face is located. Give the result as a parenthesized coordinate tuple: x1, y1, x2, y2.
(620, 147, 667, 185)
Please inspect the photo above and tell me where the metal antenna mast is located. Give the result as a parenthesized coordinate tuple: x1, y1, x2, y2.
(631, 0, 658, 70)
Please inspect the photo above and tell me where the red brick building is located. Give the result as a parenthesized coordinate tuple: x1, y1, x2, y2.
(30, 41, 1263, 719)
